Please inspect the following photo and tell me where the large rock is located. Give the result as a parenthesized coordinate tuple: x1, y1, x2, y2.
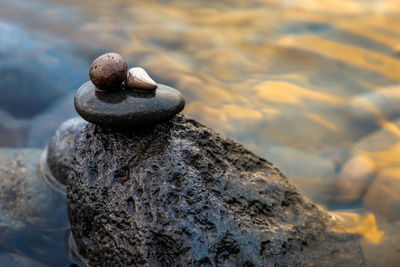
(67, 115, 364, 266)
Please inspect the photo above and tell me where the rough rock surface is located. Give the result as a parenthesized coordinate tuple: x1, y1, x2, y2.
(67, 115, 365, 266)
(47, 117, 87, 185)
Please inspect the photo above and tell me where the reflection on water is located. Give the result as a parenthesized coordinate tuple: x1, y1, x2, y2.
(330, 211, 384, 244)
(1, 0, 400, 265)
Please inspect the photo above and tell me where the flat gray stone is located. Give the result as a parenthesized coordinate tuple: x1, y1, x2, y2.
(74, 81, 185, 128)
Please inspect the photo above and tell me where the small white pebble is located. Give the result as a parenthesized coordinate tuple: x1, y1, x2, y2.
(125, 67, 157, 91)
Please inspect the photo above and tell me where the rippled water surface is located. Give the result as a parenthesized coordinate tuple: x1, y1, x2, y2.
(1, 0, 400, 265)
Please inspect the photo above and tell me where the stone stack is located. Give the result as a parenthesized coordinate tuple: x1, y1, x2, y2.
(74, 52, 185, 128)
(49, 52, 365, 266)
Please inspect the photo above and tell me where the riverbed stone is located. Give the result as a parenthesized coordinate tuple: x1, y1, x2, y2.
(363, 168, 400, 222)
(0, 251, 48, 267)
(345, 118, 400, 217)
(67, 114, 364, 266)
(351, 118, 400, 153)
(349, 85, 400, 122)
(0, 148, 71, 266)
(0, 109, 30, 147)
(74, 81, 185, 128)
(333, 154, 376, 203)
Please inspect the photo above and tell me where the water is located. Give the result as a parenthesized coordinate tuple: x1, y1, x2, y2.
(0, 0, 400, 265)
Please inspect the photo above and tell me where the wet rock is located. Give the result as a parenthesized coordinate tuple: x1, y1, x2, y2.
(46, 117, 87, 185)
(74, 81, 185, 128)
(0, 251, 48, 267)
(67, 114, 364, 266)
(343, 120, 400, 220)
(126, 67, 158, 91)
(0, 109, 30, 147)
(333, 154, 376, 203)
(349, 86, 400, 122)
(0, 148, 71, 266)
(351, 118, 400, 153)
(363, 169, 400, 222)
(89, 52, 128, 91)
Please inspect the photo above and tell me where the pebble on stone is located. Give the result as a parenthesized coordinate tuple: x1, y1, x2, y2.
(125, 67, 157, 91)
(89, 52, 128, 91)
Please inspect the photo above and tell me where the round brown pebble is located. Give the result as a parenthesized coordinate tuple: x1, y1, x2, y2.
(89, 52, 128, 91)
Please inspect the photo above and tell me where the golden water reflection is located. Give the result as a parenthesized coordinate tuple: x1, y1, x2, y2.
(330, 212, 384, 244)
(1, 0, 400, 262)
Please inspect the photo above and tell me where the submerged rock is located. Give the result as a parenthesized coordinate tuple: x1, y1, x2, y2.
(340, 119, 400, 220)
(349, 85, 400, 122)
(0, 109, 30, 147)
(333, 154, 376, 203)
(364, 170, 400, 222)
(66, 114, 364, 266)
(0, 148, 71, 266)
(0, 251, 48, 267)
